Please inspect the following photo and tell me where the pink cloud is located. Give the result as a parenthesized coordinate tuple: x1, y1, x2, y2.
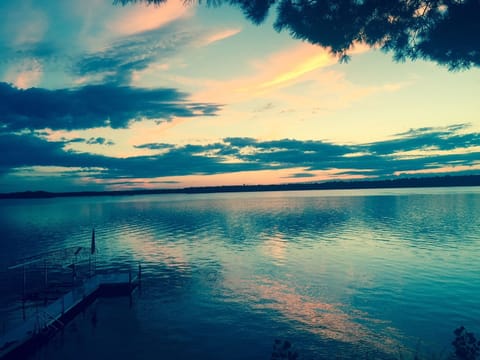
(182, 44, 326, 104)
(201, 28, 242, 46)
(189, 42, 370, 104)
(5, 60, 43, 89)
(107, 2, 193, 36)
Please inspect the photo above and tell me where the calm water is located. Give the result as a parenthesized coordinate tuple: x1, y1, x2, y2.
(0, 188, 479, 359)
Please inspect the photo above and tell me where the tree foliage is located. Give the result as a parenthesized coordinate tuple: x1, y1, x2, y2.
(115, 0, 480, 70)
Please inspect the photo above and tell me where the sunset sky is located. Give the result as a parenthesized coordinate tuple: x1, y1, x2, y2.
(0, 0, 479, 192)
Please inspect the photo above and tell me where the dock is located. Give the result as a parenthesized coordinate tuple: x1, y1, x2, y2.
(0, 271, 140, 359)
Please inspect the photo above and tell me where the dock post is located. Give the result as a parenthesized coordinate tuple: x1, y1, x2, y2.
(138, 263, 142, 288)
(22, 265, 26, 320)
(44, 259, 48, 289)
(22, 265, 26, 302)
(61, 296, 65, 320)
(44, 259, 48, 305)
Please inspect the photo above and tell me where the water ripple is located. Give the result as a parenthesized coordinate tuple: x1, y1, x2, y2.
(0, 189, 479, 358)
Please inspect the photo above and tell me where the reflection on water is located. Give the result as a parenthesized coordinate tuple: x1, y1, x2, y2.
(222, 275, 399, 354)
(1, 188, 480, 359)
(261, 234, 288, 265)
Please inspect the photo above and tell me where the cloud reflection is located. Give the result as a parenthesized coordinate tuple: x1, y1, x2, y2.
(223, 276, 401, 355)
(261, 234, 287, 265)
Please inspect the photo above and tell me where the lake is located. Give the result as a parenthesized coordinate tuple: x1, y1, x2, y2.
(0, 187, 479, 359)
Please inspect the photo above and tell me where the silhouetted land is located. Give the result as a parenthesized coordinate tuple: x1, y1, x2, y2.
(1, 174, 479, 200)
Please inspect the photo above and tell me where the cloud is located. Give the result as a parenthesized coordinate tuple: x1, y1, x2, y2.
(0, 1, 196, 90)
(201, 28, 242, 46)
(0, 133, 105, 171)
(274, 44, 364, 83)
(106, 1, 195, 36)
(1, 124, 478, 190)
(255, 45, 337, 90)
(187, 42, 383, 119)
(86, 137, 115, 146)
(124, 125, 480, 179)
(106, 1, 192, 36)
(127, 0, 479, 70)
(365, 124, 480, 156)
(134, 143, 174, 150)
(4, 59, 43, 89)
(62, 136, 115, 146)
(0, 42, 59, 75)
(190, 42, 340, 104)
(74, 21, 196, 84)
(0, 82, 221, 131)
(0, 2, 48, 47)
(285, 172, 317, 179)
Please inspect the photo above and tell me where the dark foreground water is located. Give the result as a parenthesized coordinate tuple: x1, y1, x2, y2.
(0, 188, 479, 359)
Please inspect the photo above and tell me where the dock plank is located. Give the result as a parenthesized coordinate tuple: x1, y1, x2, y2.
(0, 273, 138, 359)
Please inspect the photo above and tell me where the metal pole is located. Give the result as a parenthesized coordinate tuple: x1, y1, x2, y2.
(22, 265, 26, 301)
(138, 263, 142, 286)
(44, 259, 48, 305)
(44, 259, 48, 289)
(22, 264, 27, 320)
(72, 255, 77, 287)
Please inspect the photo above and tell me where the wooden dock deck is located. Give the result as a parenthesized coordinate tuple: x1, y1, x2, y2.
(0, 272, 139, 359)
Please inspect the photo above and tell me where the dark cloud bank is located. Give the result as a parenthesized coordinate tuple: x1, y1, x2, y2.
(1, 123, 479, 188)
(0, 82, 220, 131)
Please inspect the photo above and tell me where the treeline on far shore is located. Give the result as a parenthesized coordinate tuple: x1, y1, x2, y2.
(1, 174, 479, 200)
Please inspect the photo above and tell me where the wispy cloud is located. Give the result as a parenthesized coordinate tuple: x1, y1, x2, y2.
(0, 2, 48, 47)
(74, 21, 196, 85)
(186, 42, 400, 121)
(87, 137, 115, 146)
(255, 44, 337, 90)
(63, 136, 115, 146)
(4, 59, 43, 89)
(201, 28, 242, 46)
(106, 1, 193, 36)
(286, 172, 317, 179)
(190, 42, 340, 103)
(134, 142, 175, 150)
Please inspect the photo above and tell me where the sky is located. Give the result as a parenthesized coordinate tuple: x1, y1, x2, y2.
(0, 0, 479, 193)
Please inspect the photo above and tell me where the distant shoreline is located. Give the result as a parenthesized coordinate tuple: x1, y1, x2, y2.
(1, 174, 479, 200)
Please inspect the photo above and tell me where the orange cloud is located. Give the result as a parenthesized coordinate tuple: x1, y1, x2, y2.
(14, 71, 42, 89)
(201, 28, 242, 46)
(254, 44, 336, 90)
(5, 60, 43, 89)
(188, 42, 372, 105)
(107, 2, 192, 36)
(194, 43, 337, 102)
